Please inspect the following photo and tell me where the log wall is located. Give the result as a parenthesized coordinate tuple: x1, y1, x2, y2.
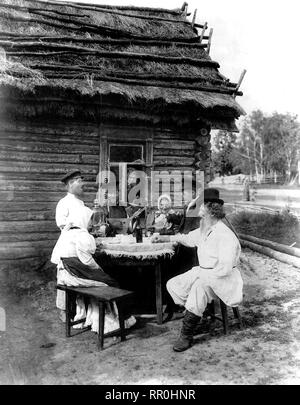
(0, 120, 211, 275)
(0, 120, 100, 272)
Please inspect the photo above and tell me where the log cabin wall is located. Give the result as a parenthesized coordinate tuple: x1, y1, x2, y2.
(0, 119, 211, 279)
(0, 119, 100, 275)
(153, 130, 195, 170)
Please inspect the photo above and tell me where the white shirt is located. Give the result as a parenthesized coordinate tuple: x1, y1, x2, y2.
(51, 228, 99, 269)
(171, 220, 243, 306)
(55, 193, 93, 230)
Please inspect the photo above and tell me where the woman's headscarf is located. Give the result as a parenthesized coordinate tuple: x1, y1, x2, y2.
(157, 194, 172, 211)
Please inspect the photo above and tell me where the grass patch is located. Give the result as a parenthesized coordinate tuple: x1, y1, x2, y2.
(230, 210, 300, 246)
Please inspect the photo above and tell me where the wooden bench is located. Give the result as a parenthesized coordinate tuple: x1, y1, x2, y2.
(57, 285, 134, 350)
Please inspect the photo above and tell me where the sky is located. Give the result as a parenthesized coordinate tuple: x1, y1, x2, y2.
(64, 0, 300, 119)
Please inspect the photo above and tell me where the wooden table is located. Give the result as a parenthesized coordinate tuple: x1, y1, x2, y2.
(94, 238, 177, 325)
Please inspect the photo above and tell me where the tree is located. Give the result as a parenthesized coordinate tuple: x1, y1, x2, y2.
(211, 130, 237, 176)
(236, 110, 268, 182)
(212, 111, 300, 184)
(266, 113, 300, 182)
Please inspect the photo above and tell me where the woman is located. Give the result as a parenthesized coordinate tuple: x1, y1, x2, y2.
(51, 208, 135, 333)
(147, 194, 182, 234)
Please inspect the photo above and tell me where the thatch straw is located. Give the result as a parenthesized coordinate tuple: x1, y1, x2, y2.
(0, 0, 245, 124)
(0, 46, 45, 83)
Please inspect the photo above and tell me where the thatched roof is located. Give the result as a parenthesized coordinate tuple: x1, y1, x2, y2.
(0, 0, 245, 129)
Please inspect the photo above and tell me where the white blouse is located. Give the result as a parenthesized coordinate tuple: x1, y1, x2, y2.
(55, 193, 93, 230)
(51, 228, 99, 269)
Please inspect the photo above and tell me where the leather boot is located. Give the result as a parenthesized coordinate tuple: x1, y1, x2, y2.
(173, 310, 201, 352)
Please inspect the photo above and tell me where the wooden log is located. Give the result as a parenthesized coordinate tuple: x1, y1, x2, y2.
(182, 2, 188, 17)
(0, 150, 98, 165)
(0, 4, 90, 19)
(191, 9, 197, 28)
(0, 209, 55, 222)
(75, 2, 184, 15)
(0, 220, 58, 233)
(0, 172, 97, 182)
(207, 28, 213, 54)
(153, 166, 194, 172)
(194, 152, 204, 161)
(239, 233, 300, 258)
(0, 179, 97, 193)
(0, 2, 203, 26)
(154, 141, 194, 150)
(199, 22, 208, 43)
(234, 69, 247, 98)
(0, 132, 100, 147)
(27, 71, 239, 95)
(0, 161, 98, 174)
(153, 156, 194, 166)
(0, 32, 208, 49)
(153, 149, 193, 157)
(0, 191, 96, 202)
(1, 232, 59, 243)
(14, 0, 186, 17)
(154, 131, 196, 141)
(240, 239, 300, 269)
(0, 201, 57, 212)
(0, 123, 99, 135)
(0, 256, 51, 272)
(0, 12, 199, 43)
(0, 200, 92, 212)
(3, 43, 220, 68)
(0, 140, 99, 155)
(25, 63, 237, 87)
(0, 242, 55, 260)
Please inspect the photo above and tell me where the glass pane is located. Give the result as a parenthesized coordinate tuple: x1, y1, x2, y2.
(109, 144, 143, 163)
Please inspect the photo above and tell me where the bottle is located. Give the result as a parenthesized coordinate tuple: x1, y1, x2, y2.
(135, 218, 143, 243)
(92, 199, 107, 236)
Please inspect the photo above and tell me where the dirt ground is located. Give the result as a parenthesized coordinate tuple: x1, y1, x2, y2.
(0, 248, 300, 385)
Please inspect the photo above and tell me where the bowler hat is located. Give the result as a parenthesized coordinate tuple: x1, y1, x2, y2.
(204, 188, 224, 205)
(61, 170, 83, 185)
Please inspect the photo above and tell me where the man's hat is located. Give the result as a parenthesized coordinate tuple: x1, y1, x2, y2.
(204, 188, 224, 205)
(61, 170, 83, 185)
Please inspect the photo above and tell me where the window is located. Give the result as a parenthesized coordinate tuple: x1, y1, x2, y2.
(109, 143, 144, 164)
(107, 142, 147, 207)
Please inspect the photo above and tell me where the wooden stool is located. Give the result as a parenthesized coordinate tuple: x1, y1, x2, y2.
(206, 299, 242, 334)
(57, 285, 134, 350)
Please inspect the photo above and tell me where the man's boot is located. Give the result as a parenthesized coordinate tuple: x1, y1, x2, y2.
(173, 310, 201, 352)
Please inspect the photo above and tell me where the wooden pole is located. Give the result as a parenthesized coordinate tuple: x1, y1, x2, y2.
(207, 28, 213, 54)
(199, 22, 208, 43)
(0, 32, 207, 48)
(4, 47, 221, 68)
(182, 2, 188, 18)
(22, 63, 238, 87)
(0, 2, 202, 26)
(24, 0, 184, 17)
(240, 239, 300, 269)
(0, 12, 199, 43)
(239, 233, 300, 258)
(29, 72, 241, 95)
(192, 9, 198, 28)
(234, 69, 247, 98)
